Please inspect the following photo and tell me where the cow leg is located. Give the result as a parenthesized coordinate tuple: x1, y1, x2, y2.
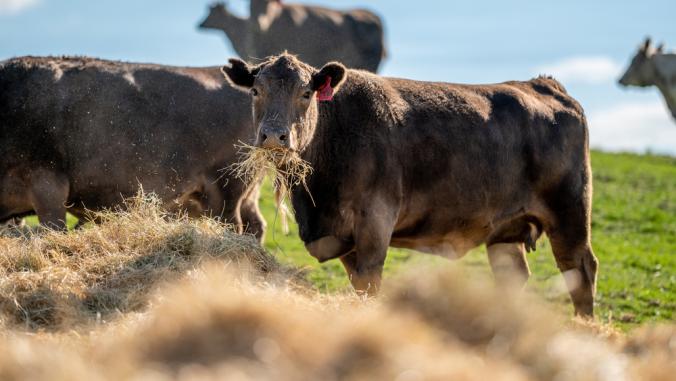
(548, 234, 598, 317)
(487, 242, 531, 288)
(340, 201, 395, 296)
(184, 193, 207, 218)
(201, 180, 241, 228)
(237, 183, 266, 242)
(28, 170, 69, 230)
(5, 217, 25, 227)
(203, 177, 266, 241)
(240, 196, 266, 243)
(542, 184, 598, 317)
(339, 248, 386, 297)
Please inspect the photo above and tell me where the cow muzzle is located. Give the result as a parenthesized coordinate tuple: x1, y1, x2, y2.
(258, 125, 291, 150)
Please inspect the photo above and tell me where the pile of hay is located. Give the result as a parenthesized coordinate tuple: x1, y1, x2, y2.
(0, 198, 673, 380)
(0, 194, 295, 330)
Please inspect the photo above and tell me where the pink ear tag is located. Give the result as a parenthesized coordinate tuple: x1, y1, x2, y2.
(317, 76, 334, 101)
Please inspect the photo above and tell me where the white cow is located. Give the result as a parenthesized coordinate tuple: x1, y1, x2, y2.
(619, 38, 676, 121)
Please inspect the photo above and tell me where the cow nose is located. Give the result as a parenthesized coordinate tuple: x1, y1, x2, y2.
(259, 127, 290, 149)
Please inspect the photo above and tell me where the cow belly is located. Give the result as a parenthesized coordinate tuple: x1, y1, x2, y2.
(390, 233, 482, 259)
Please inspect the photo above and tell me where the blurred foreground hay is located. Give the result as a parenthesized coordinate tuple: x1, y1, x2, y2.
(0, 197, 674, 380)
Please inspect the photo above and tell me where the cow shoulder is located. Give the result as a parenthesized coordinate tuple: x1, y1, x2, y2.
(334, 70, 410, 127)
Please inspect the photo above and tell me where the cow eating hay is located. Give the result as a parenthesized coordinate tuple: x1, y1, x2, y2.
(222, 52, 599, 317)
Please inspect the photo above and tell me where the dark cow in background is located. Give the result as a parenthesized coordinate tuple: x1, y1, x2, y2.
(199, 0, 386, 72)
(222, 53, 599, 316)
(0, 56, 264, 239)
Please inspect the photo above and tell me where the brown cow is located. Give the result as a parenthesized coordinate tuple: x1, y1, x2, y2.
(0, 56, 264, 240)
(222, 53, 599, 316)
(199, 1, 386, 72)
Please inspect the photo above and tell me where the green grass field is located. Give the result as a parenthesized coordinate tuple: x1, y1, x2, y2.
(260, 151, 676, 330)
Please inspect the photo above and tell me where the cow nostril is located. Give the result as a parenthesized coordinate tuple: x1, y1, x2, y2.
(261, 134, 268, 142)
(279, 134, 287, 142)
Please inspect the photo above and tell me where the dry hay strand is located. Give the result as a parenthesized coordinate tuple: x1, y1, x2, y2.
(0, 193, 298, 330)
(568, 316, 625, 343)
(228, 142, 314, 205)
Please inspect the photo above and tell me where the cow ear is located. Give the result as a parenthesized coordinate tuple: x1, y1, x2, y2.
(641, 37, 652, 52)
(311, 62, 347, 101)
(221, 58, 259, 89)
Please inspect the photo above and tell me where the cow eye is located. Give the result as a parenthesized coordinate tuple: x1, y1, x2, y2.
(251, 88, 259, 96)
(302, 90, 312, 99)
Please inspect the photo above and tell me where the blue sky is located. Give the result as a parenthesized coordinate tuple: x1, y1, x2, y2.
(2, 0, 675, 154)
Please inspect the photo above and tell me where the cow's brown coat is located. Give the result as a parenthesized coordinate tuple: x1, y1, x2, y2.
(199, 1, 386, 72)
(223, 54, 599, 316)
(0, 56, 264, 239)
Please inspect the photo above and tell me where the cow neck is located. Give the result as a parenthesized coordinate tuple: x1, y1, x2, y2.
(652, 56, 676, 117)
(220, 12, 251, 59)
(656, 82, 676, 118)
(290, 98, 346, 243)
(290, 73, 395, 241)
(299, 99, 347, 175)
(298, 71, 398, 175)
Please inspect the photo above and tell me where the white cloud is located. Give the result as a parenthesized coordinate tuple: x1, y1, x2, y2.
(534, 56, 623, 85)
(0, 0, 40, 15)
(588, 101, 676, 155)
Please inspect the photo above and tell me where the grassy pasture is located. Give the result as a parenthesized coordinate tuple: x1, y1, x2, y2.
(260, 151, 676, 330)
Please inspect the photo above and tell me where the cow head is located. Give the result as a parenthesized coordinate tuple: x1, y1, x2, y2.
(619, 37, 663, 87)
(199, 2, 228, 29)
(222, 54, 347, 153)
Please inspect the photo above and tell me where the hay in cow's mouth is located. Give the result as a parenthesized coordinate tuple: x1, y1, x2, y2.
(228, 142, 314, 203)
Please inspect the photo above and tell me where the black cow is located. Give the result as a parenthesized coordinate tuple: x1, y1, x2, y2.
(222, 53, 599, 316)
(0, 56, 264, 239)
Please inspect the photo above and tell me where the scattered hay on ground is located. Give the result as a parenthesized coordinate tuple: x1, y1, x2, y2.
(0, 194, 297, 330)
